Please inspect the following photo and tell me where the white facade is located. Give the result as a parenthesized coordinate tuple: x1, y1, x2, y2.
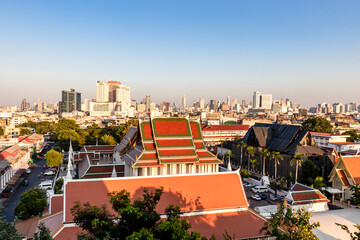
(96, 81, 110, 102)
(199, 97, 205, 110)
(260, 94, 272, 109)
(253, 91, 261, 108)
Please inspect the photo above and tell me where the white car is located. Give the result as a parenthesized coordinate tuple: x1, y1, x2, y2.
(44, 170, 55, 176)
(251, 195, 261, 201)
(25, 168, 31, 174)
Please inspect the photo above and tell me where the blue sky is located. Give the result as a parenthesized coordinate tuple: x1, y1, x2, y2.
(1, 0, 359, 107)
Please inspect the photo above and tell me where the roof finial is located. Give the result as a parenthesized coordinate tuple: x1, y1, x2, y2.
(227, 154, 232, 171)
(111, 159, 117, 178)
(66, 137, 74, 180)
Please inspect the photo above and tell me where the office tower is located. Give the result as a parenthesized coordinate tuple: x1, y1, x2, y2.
(145, 95, 151, 111)
(83, 99, 91, 112)
(209, 100, 217, 111)
(260, 94, 272, 109)
(253, 91, 261, 108)
(242, 100, 246, 109)
(37, 98, 43, 113)
(96, 81, 110, 102)
(199, 98, 205, 110)
(116, 85, 131, 105)
(227, 95, 230, 105)
(21, 99, 30, 111)
(59, 89, 81, 113)
(182, 95, 186, 109)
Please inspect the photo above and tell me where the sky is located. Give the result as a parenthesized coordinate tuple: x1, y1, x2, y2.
(0, 0, 360, 108)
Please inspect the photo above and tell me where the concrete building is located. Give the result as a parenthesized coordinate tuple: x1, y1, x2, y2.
(253, 91, 261, 108)
(199, 97, 205, 110)
(260, 94, 272, 109)
(59, 89, 81, 114)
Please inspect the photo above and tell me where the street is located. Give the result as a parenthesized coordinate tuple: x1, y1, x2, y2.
(1, 143, 56, 222)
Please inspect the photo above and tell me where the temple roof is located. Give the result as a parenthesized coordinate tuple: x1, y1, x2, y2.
(120, 117, 222, 167)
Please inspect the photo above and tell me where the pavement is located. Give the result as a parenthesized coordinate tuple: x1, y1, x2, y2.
(1, 156, 55, 222)
(312, 208, 360, 240)
(244, 187, 283, 209)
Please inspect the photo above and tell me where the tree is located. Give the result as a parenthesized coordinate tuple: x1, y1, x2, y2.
(0, 127, 4, 136)
(260, 205, 320, 239)
(302, 117, 332, 133)
(271, 151, 283, 179)
(33, 222, 53, 240)
(349, 184, 360, 205)
(70, 187, 204, 239)
(45, 149, 63, 167)
(0, 207, 22, 240)
(19, 128, 31, 136)
(342, 131, 359, 142)
(237, 141, 247, 167)
(15, 188, 47, 220)
(240, 170, 251, 179)
(299, 159, 318, 186)
(312, 176, 326, 190)
(100, 134, 117, 145)
(250, 159, 259, 171)
(52, 146, 62, 152)
(336, 223, 360, 240)
(260, 148, 270, 176)
(290, 153, 303, 183)
(245, 146, 255, 171)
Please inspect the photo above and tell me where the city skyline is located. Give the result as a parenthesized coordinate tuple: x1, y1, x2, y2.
(1, 1, 360, 107)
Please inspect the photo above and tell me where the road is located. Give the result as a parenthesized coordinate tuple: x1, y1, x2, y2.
(1, 143, 56, 222)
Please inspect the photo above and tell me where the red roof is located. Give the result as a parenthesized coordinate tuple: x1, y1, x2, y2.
(201, 125, 250, 131)
(152, 118, 191, 137)
(64, 172, 248, 222)
(342, 156, 360, 184)
(156, 139, 193, 148)
(292, 191, 326, 201)
(50, 195, 64, 214)
(336, 169, 350, 187)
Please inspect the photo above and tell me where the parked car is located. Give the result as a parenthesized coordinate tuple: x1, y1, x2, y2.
(270, 195, 284, 201)
(252, 186, 268, 193)
(25, 168, 31, 174)
(22, 179, 29, 186)
(49, 168, 57, 172)
(39, 180, 53, 190)
(251, 194, 261, 201)
(1, 186, 13, 198)
(244, 183, 256, 188)
(44, 170, 55, 176)
(257, 193, 267, 200)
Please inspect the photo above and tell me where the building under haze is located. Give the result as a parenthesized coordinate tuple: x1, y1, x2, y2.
(59, 89, 81, 114)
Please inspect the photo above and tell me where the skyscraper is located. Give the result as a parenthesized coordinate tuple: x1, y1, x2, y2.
(227, 95, 230, 106)
(145, 95, 151, 111)
(96, 81, 110, 102)
(199, 97, 205, 110)
(253, 91, 261, 108)
(21, 99, 30, 111)
(182, 95, 186, 108)
(37, 98, 43, 113)
(59, 89, 81, 113)
(260, 94, 272, 109)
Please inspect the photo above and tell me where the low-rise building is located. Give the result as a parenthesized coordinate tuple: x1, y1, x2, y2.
(201, 124, 249, 146)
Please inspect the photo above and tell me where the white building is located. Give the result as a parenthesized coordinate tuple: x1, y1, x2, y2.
(253, 91, 261, 108)
(260, 94, 272, 109)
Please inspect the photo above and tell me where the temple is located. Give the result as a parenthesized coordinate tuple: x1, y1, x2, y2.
(115, 117, 222, 176)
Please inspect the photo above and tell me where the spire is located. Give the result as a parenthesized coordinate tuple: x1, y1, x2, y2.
(111, 164, 117, 178)
(227, 154, 232, 171)
(66, 137, 74, 180)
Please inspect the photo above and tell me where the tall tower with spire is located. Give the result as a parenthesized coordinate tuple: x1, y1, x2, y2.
(65, 137, 74, 180)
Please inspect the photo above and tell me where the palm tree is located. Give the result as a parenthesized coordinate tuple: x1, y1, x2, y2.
(290, 153, 303, 183)
(272, 151, 283, 179)
(246, 146, 255, 171)
(237, 141, 247, 167)
(260, 148, 270, 176)
(250, 159, 259, 171)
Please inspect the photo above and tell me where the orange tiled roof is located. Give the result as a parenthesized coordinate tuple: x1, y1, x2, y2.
(336, 169, 350, 187)
(342, 156, 360, 184)
(64, 172, 248, 223)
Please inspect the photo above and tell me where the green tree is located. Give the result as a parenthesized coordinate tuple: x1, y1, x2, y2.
(0, 207, 22, 240)
(19, 128, 32, 136)
(312, 176, 326, 190)
(260, 148, 270, 176)
(100, 134, 117, 145)
(250, 159, 259, 171)
(52, 146, 62, 152)
(290, 153, 303, 183)
(300, 159, 318, 185)
(336, 223, 360, 240)
(33, 222, 53, 240)
(240, 170, 251, 179)
(245, 146, 255, 171)
(45, 149, 63, 167)
(342, 131, 359, 142)
(71, 187, 204, 240)
(15, 188, 47, 220)
(54, 178, 64, 194)
(302, 117, 332, 133)
(260, 205, 320, 239)
(237, 141, 247, 167)
(271, 151, 283, 179)
(349, 184, 360, 205)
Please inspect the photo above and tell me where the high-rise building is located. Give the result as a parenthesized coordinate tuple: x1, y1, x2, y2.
(209, 100, 217, 111)
(199, 98, 205, 110)
(59, 89, 81, 113)
(260, 94, 272, 109)
(227, 96, 230, 106)
(37, 98, 43, 113)
(96, 81, 110, 102)
(145, 95, 151, 111)
(182, 95, 186, 109)
(253, 91, 261, 108)
(20, 99, 30, 112)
